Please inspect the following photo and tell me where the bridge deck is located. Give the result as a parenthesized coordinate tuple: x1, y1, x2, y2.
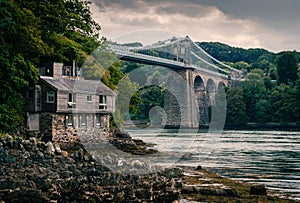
(111, 47, 229, 79)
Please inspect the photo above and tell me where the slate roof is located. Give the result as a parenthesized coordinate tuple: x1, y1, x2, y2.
(40, 76, 115, 95)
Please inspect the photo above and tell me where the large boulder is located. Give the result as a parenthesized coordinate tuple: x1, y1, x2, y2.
(250, 184, 267, 195)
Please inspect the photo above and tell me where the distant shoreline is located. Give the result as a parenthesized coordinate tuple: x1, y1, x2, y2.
(125, 121, 300, 131)
(224, 122, 300, 131)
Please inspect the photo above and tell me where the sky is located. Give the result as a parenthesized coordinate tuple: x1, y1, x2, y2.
(90, 0, 300, 53)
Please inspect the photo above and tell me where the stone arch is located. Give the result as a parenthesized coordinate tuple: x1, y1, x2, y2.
(206, 79, 216, 93)
(194, 76, 205, 93)
(194, 76, 208, 124)
(206, 79, 216, 107)
(217, 81, 226, 93)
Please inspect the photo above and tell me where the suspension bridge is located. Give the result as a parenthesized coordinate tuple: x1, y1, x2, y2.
(109, 36, 244, 127)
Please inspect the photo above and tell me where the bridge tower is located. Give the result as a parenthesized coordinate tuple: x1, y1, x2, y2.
(163, 38, 209, 128)
(164, 68, 212, 128)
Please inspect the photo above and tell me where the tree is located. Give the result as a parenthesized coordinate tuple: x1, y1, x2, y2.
(268, 66, 278, 81)
(0, 0, 40, 133)
(14, 0, 100, 66)
(225, 88, 247, 124)
(135, 86, 165, 121)
(248, 68, 264, 78)
(293, 70, 300, 122)
(243, 69, 266, 122)
(0, 0, 100, 133)
(275, 51, 298, 85)
(269, 84, 296, 122)
(115, 75, 140, 123)
(101, 61, 124, 90)
(255, 99, 272, 123)
(263, 76, 274, 90)
(235, 61, 250, 70)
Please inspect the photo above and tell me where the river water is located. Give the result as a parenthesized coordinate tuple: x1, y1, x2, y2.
(128, 129, 300, 200)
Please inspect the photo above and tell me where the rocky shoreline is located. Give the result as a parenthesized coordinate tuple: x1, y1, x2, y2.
(0, 133, 298, 203)
(180, 166, 298, 203)
(0, 134, 181, 202)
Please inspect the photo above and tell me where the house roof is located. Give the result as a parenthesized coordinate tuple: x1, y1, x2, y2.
(40, 76, 115, 95)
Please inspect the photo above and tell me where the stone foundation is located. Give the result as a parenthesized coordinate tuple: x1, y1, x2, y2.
(39, 113, 111, 146)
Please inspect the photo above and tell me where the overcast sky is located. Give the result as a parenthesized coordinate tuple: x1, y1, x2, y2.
(90, 0, 300, 52)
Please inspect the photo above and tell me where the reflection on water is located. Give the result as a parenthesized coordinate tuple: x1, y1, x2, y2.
(128, 129, 300, 200)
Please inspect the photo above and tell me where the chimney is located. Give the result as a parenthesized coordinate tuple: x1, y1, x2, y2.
(72, 60, 76, 77)
(53, 62, 63, 78)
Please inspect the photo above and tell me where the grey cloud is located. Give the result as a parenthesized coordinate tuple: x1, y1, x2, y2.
(194, 0, 300, 31)
(92, 0, 148, 12)
(91, 0, 300, 51)
(200, 0, 300, 20)
(111, 16, 162, 27)
(155, 4, 213, 18)
(93, 0, 300, 22)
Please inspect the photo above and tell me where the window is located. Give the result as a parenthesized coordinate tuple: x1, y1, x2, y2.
(80, 114, 87, 127)
(96, 114, 101, 127)
(99, 95, 107, 110)
(87, 94, 92, 102)
(68, 93, 76, 108)
(67, 114, 73, 126)
(46, 91, 55, 103)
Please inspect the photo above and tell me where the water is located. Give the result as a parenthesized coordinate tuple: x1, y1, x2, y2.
(128, 129, 300, 200)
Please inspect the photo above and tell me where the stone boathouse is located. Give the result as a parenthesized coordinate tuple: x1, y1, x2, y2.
(24, 62, 115, 143)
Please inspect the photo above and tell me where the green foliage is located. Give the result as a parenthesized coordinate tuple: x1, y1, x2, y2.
(273, 79, 300, 123)
(14, 0, 100, 65)
(135, 86, 165, 121)
(263, 76, 274, 90)
(269, 84, 297, 122)
(0, 54, 30, 132)
(0, 0, 100, 133)
(225, 88, 247, 124)
(199, 42, 272, 64)
(115, 75, 141, 123)
(242, 69, 267, 122)
(268, 66, 278, 80)
(101, 61, 124, 90)
(275, 51, 299, 85)
(0, 0, 37, 132)
(226, 66, 300, 124)
(231, 61, 250, 70)
(255, 99, 272, 123)
(248, 68, 264, 78)
(15, 0, 100, 38)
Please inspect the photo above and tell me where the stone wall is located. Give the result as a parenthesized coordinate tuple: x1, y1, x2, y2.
(51, 113, 78, 146)
(39, 113, 53, 141)
(39, 113, 111, 146)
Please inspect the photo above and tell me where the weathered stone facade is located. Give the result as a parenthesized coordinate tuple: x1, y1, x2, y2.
(39, 113, 111, 145)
